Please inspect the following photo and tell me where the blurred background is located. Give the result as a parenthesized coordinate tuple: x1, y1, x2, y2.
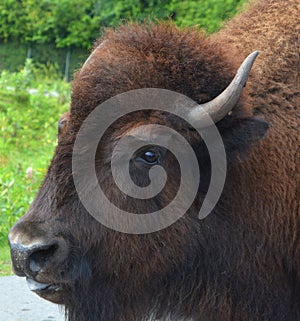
(0, 0, 247, 275)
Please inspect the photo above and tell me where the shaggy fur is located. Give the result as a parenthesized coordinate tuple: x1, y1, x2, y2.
(10, 0, 299, 320)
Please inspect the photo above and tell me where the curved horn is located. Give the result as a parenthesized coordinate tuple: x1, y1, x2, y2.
(188, 51, 259, 127)
(80, 40, 108, 74)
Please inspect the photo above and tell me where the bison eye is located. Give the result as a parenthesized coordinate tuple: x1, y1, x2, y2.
(58, 120, 67, 134)
(58, 112, 70, 136)
(136, 149, 160, 166)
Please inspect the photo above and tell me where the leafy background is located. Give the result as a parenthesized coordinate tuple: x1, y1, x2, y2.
(0, 0, 247, 78)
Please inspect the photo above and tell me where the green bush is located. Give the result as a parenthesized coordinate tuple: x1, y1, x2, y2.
(97, 0, 247, 33)
(170, 0, 247, 32)
(0, 42, 28, 73)
(0, 42, 89, 79)
(0, 60, 70, 246)
(0, 0, 248, 76)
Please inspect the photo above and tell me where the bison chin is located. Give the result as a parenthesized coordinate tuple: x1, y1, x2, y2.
(24, 255, 93, 305)
(26, 278, 65, 304)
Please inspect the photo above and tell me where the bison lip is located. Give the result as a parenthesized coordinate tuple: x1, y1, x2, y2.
(26, 277, 60, 292)
(26, 277, 64, 304)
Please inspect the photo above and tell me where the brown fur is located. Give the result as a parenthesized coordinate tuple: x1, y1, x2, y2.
(9, 1, 300, 321)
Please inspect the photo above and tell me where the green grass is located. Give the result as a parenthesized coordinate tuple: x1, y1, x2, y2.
(0, 241, 11, 276)
(0, 60, 70, 274)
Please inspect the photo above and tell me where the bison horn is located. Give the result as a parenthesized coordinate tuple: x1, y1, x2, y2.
(187, 51, 259, 127)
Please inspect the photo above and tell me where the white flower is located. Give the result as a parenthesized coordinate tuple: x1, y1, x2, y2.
(26, 167, 33, 179)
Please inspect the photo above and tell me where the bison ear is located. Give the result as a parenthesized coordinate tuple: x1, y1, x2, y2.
(217, 116, 269, 163)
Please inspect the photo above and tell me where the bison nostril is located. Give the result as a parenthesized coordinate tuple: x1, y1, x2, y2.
(29, 244, 58, 273)
(9, 223, 69, 277)
(9, 238, 68, 277)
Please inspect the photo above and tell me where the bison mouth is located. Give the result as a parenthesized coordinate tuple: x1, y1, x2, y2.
(26, 277, 64, 304)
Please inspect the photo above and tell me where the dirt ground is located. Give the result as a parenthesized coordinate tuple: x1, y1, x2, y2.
(0, 276, 64, 321)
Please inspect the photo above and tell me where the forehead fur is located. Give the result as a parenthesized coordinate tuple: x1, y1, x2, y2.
(70, 22, 241, 127)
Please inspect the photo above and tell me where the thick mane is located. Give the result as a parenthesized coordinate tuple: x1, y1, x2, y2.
(216, 0, 300, 272)
(216, 0, 299, 115)
(217, 0, 300, 309)
(71, 23, 251, 123)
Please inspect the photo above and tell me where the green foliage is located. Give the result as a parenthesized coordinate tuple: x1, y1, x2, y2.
(170, 0, 247, 33)
(0, 61, 70, 247)
(93, 0, 170, 27)
(90, 0, 247, 33)
(0, 0, 247, 47)
(0, 0, 247, 77)
(22, 0, 55, 44)
(0, 0, 101, 47)
(50, 0, 101, 48)
(0, 0, 28, 42)
(0, 42, 28, 75)
(0, 42, 88, 79)
(0, 241, 11, 275)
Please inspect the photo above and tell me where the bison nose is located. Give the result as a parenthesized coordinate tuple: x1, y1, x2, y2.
(9, 241, 60, 277)
(8, 224, 68, 277)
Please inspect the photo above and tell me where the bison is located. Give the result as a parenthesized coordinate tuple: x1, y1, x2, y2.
(9, 0, 299, 320)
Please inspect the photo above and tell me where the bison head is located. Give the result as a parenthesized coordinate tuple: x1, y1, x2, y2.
(9, 24, 268, 321)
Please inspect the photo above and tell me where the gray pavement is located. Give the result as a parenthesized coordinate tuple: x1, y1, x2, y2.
(0, 276, 64, 321)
